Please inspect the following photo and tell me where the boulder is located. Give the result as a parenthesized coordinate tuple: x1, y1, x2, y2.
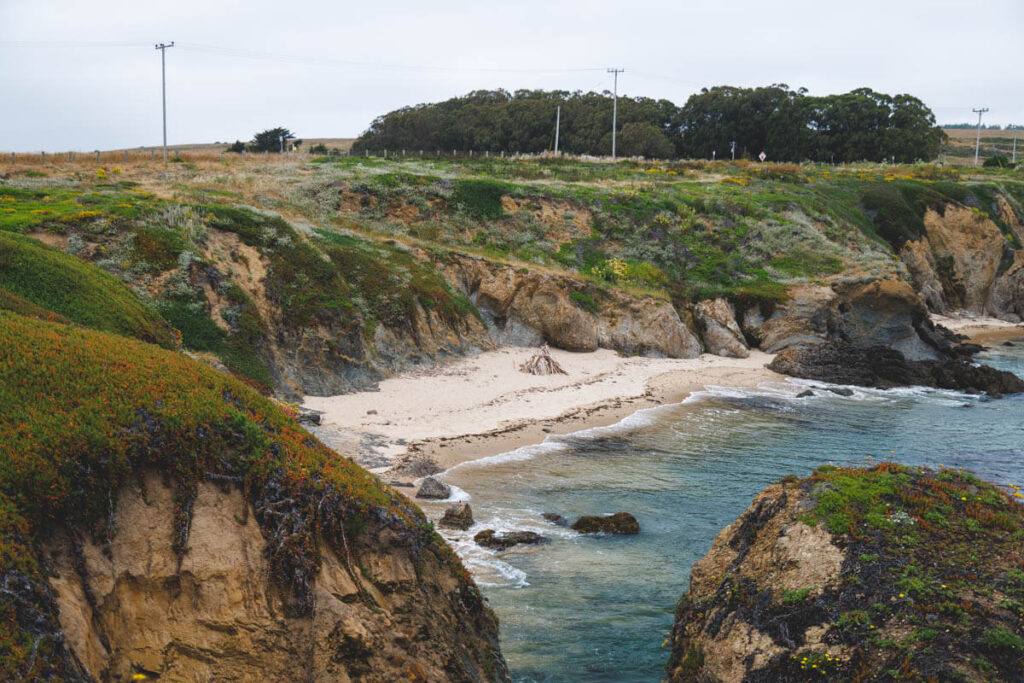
(438, 503, 474, 530)
(754, 285, 836, 353)
(694, 298, 749, 358)
(473, 529, 548, 550)
(571, 512, 640, 535)
(542, 513, 568, 527)
(415, 477, 452, 500)
(832, 280, 940, 361)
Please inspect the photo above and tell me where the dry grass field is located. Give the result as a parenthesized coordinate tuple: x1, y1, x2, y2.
(942, 127, 1020, 165)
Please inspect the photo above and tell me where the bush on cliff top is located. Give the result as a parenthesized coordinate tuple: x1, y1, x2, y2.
(0, 312, 472, 679)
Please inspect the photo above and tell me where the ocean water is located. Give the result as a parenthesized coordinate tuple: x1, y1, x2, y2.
(416, 340, 1024, 682)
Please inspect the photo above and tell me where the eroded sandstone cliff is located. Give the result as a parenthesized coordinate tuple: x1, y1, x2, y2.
(45, 474, 505, 682)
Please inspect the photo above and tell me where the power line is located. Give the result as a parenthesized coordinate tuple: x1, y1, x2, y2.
(0, 39, 606, 74)
(175, 42, 605, 74)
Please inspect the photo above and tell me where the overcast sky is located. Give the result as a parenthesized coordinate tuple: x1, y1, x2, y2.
(2, 0, 1022, 152)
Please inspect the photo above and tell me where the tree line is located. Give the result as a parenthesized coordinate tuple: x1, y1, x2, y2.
(352, 85, 946, 163)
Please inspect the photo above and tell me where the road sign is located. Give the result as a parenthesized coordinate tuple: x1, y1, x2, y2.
(758, 151, 767, 162)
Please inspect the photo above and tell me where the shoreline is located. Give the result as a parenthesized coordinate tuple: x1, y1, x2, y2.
(932, 314, 1024, 345)
(304, 347, 783, 479)
(303, 317, 1024, 484)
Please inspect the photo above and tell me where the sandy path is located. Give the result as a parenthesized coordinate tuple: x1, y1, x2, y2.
(932, 314, 1024, 344)
(304, 347, 783, 477)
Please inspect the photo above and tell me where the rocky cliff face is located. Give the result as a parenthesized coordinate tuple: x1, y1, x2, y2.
(440, 253, 702, 358)
(667, 465, 1024, 682)
(0, 313, 507, 681)
(900, 202, 1024, 321)
(45, 474, 505, 682)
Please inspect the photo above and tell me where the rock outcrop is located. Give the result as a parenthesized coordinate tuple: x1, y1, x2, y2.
(46, 475, 507, 682)
(900, 203, 1024, 321)
(667, 465, 1024, 682)
(473, 530, 549, 550)
(0, 313, 508, 681)
(571, 512, 640, 535)
(695, 299, 749, 358)
(439, 502, 475, 530)
(768, 341, 1024, 397)
(740, 280, 953, 361)
(440, 254, 701, 358)
(415, 476, 452, 500)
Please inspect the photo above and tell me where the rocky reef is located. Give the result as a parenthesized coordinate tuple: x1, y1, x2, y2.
(667, 464, 1024, 682)
(768, 341, 1024, 397)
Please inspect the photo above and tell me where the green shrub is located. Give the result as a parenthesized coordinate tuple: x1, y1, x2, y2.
(451, 179, 509, 220)
(982, 627, 1023, 651)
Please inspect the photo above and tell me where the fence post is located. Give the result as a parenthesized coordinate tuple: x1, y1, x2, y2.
(123, 150, 127, 162)
(41, 151, 45, 164)
(384, 149, 387, 159)
(243, 149, 247, 162)
(265, 150, 269, 162)
(68, 152, 72, 162)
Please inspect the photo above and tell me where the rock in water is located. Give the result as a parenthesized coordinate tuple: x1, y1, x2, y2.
(769, 341, 1024, 397)
(439, 503, 474, 530)
(542, 512, 568, 526)
(571, 512, 640, 535)
(795, 389, 814, 398)
(666, 465, 1024, 682)
(415, 476, 452, 500)
(474, 529, 548, 549)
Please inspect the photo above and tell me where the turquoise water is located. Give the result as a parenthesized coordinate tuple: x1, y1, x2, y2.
(417, 341, 1024, 682)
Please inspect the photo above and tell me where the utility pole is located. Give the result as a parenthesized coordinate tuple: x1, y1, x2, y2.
(155, 42, 174, 164)
(608, 68, 624, 161)
(554, 105, 561, 156)
(972, 107, 989, 166)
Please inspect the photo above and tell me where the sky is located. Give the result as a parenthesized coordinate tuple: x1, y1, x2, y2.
(1, 0, 1022, 152)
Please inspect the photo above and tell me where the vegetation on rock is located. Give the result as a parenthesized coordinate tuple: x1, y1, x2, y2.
(0, 312, 489, 679)
(668, 464, 1024, 681)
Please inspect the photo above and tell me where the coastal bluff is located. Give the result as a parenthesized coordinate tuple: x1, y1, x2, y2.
(666, 465, 1024, 682)
(0, 312, 507, 682)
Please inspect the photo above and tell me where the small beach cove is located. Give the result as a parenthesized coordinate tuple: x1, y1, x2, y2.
(304, 320, 1024, 681)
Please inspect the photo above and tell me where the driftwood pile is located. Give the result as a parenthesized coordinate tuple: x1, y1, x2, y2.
(520, 344, 567, 376)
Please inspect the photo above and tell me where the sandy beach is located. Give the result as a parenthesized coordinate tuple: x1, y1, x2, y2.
(303, 317, 1024, 482)
(304, 347, 783, 478)
(932, 314, 1024, 345)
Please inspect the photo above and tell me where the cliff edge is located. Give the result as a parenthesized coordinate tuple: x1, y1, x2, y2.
(0, 311, 507, 681)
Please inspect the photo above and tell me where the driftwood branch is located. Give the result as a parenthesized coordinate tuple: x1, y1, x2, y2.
(520, 344, 567, 375)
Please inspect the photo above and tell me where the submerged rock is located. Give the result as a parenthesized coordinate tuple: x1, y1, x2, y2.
(439, 502, 474, 530)
(666, 464, 1024, 682)
(571, 512, 640, 535)
(542, 513, 568, 527)
(474, 529, 548, 549)
(769, 341, 1024, 397)
(415, 476, 452, 500)
(795, 389, 815, 398)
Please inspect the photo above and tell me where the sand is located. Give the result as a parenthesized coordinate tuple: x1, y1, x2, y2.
(932, 314, 1024, 344)
(304, 347, 783, 477)
(303, 316, 1024, 481)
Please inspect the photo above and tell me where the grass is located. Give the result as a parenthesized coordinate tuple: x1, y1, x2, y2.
(0, 184, 157, 234)
(0, 311, 479, 679)
(0, 231, 175, 347)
